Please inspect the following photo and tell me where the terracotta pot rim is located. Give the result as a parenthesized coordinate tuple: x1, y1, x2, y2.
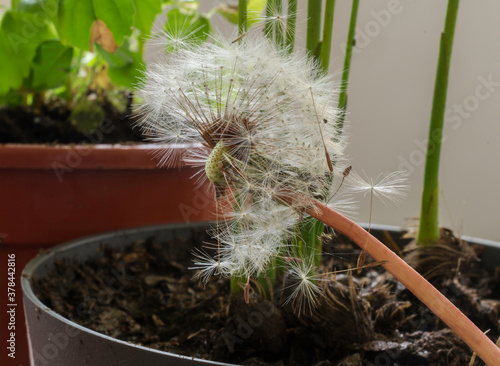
(0, 143, 203, 170)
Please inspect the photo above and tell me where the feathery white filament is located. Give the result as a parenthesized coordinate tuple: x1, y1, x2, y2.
(137, 33, 347, 310)
(346, 170, 409, 205)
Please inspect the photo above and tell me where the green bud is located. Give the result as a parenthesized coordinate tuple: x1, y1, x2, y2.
(205, 140, 227, 184)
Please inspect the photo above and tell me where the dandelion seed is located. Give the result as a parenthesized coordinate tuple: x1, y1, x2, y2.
(346, 170, 409, 205)
(148, 13, 209, 55)
(283, 259, 323, 315)
(326, 192, 359, 219)
(190, 248, 232, 283)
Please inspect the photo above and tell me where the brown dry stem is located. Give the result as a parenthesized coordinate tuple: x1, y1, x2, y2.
(300, 197, 500, 366)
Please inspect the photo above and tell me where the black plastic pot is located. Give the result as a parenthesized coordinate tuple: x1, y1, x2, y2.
(22, 222, 500, 366)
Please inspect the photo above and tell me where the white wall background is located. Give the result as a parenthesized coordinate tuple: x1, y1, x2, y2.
(2, 0, 499, 241)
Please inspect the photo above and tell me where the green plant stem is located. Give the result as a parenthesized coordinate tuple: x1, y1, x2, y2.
(64, 73, 74, 106)
(231, 272, 274, 300)
(230, 274, 244, 296)
(32, 91, 45, 110)
(285, 0, 297, 52)
(274, 0, 284, 49)
(417, 0, 460, 246)
(337, 0, 359, 135)
(290, 194, 500, 366)
(238, 0, 247, 35)
(306, 0, 322, 60)
(319, 0, 336, 72)
(137, 36, 145, 58)
(264, 0, 273, 40)
(21, 91, 29, 107)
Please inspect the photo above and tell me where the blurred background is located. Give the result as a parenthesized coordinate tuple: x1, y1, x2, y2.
(2, 0, 499, 241)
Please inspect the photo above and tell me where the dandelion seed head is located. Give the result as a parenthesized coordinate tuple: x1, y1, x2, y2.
(137, 32, 348, 302)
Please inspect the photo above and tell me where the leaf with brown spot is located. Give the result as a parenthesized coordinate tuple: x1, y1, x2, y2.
(89, 20, 118, 53)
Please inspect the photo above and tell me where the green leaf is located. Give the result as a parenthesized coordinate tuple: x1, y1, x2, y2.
(92, 0, 134, 46)
(28, 40, 73, 90)
(57, 1, 95, 50)
(99, 40, 143, 88)
(0, 90, 23, 107)
(57, 0, 135, 51)
(107, 53, 142, 89)
(217, 0, 266, 27)
(164, 8, 210, 52)
(0, 11, 53, 95)
(97, 42, 134, 68)
(15, 0, 59, 23)
(132, 0, 162, 35)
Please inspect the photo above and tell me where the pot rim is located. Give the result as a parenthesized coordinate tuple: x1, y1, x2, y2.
(21, 222, 500, 365)
(22, 221, 238, 366)
(0, 143, 203, 170)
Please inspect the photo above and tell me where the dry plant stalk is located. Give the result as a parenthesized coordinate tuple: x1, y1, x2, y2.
(302, 197, 500, 366)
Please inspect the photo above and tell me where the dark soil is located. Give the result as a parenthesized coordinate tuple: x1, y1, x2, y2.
(32, 226, 500, 366)
(0, 92, 144, 144)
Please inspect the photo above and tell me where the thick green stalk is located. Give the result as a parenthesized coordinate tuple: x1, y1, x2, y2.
(319, 0, 336, 72)
(137, 36, 145, 58)
(285, 0, 297, 52)
(417, 0, 460, 246)
(274, 0, 284, 49)
(337, 0, 359, 135)
(264, 0, 274, 40)
(230, 273, 245, 296)
(306, 0, 322, 60)
(238, 0, 247, 35)
(32, 91, 46, 110)
(21, 91, 30, 107)
(301, 216, 324, 269)
(231, 271, 275, 300)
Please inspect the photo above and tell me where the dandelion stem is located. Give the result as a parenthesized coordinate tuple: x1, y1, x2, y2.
(292, 215, 323, 271)
(418, 0, 460, 246)
(230, 274, 245, 296)
(306, 0, 322, 60)
(337, 0, 359, 135)
(299, 197, 500, 366)
(319, 0, 336, 73)
(238, 0, 247, 35)
(285, 0, 298, 52)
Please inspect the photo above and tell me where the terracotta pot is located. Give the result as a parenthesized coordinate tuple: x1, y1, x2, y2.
(0, 143, 215, 245)
(21, 222, 500, 366)
(1, 143, 215, 366)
